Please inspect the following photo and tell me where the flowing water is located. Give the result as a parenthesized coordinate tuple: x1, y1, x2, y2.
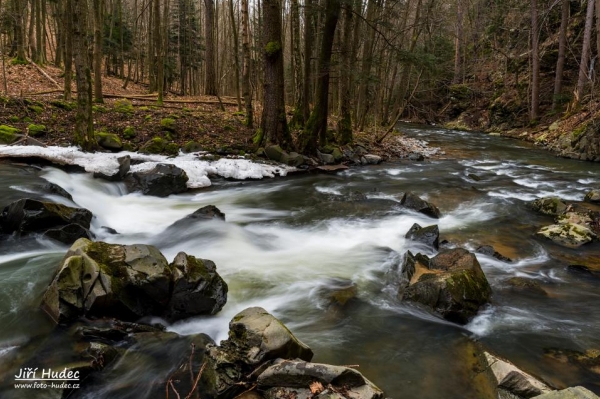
(0, 125, 599, 398)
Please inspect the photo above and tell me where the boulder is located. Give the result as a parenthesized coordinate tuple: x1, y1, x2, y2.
(265, 145, 286, 162)
(405, 223, 440, 250)
(400, 192, 441, 218)
(287, 152, 305, 167)
(536, 223, 596, 248)
(505, 277, 547, 296)
(165, 205, 225, 232)
(532, 387, 600, 399)
(400, 248, 492, 324)
(0, 198, 92, 242)
(556, 211, 593, 227)
(166, 252, 228, 320)
(37, 182, 73, 201)
(317, 150, 335, 165)
(95, 132, 123, 151)
(483, 352, 551, 399)
(499, 371, 543, 398)
(363, 154, 382, 164)
(40, 239, 227, 323)
(314, 278, 358, 309)
(584, 189, 600, 203)
(476, 245, 512, 262)
(528, 197, 568, 216)
(94, 155, 131, 181)
(257, 359, 384, 399)
(126, 163, 188, 197)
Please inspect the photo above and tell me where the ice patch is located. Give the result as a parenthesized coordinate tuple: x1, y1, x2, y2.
(0, 145, 292, 188)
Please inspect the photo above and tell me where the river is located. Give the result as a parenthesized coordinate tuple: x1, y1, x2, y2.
(0, 124, 599, 398)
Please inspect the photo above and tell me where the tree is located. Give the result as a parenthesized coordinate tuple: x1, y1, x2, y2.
(530, 0, 540, 120)
(338, 0, 354, 144)
(93, 0, 104, 103)
(574, 0, 595, 107)
(204, 0, 217, 95)
(72, 0, 95, 150)
(259, 0, 292, 147)
(241, 0, 253, 127)
(553, 0, 569, 110)
(300, 0, 341, 153)
(302, 0, 314, 124)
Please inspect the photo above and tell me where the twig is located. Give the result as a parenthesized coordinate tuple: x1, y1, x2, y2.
(26, 58, 61, 89)
(185, 362, 206, 399)
(168, 379, 182, 399)
(233, 384, 258, 398)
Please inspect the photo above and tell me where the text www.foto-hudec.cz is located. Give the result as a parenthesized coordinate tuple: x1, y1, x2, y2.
(13, 367, 80, 390)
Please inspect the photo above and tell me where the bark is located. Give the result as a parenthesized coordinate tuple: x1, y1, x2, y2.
(241, 0, 253, 127)
(72, 0, 94, 151)
(530, 0, 540, 120)
(338, 0, 353, 144)
(453, 0, 464, 84)
(574, 0, 595, 106)
(260, 0, 292, 147)
(229, 0, 242, 110)
(302, 0, 314, 123)
(93, 0, 104, 103)
(64, 0, 73, 100)
(553, 0, 569, 110)
(12, 0, 27, 62)
(356, 0, 379, 130)
(204, 0, 217, 95)
(300, 0, 341, 153)
(289, 0, 303, 126)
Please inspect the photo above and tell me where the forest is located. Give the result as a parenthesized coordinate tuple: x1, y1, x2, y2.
(0, 0, 599, 159)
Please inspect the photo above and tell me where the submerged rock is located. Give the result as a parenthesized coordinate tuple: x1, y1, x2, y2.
(536, 223, 596, 248)
(532, 387, 600, 399)
(505, 277, 547, 296)
(399, 248, 492, 324)
(405, 223, 440, 250)
(0, 198, 93, 244)
(400, 192, 441, 218)
(40, 238, 227, 323)
(528, 197, 568, 216)
(126, 163, 188, 197)
(476, 245, 512, 262)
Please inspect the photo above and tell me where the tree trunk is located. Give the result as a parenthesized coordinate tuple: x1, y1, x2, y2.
(241, 0, 253, 127)
(302, 0, 314, 124)
(12, 0, 27, 62)
(260, 0, 292, 147)
(300, 0, 341, 153)
(530, 0, 540, 120)
(204, 0, 217, 95)
(553, 0, 569, 110)
(574, 0, 595, 107)
(64, 0, 73, 100)
(289, 0, 303, 126)
(453, 0, 463, 84)
(72, 0, 94, 151)
(356, 0, 378, 130)
(338, 0, 353, 144)
(229, 0, 242, 110)
(93, 0, 104, 103)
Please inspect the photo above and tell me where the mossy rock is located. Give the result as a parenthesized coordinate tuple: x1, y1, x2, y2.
(50, 100, 76, 111)
(0, 125, 21, 143)
(536, 223, 596, 248)
(22, 116, 33, 123)
(165, 143, 179, 155)
(95, 131, 123, 151)
(26, 104, 43, 114)
(8, 116, 19, 123)
(123, 126, 136, 139)
(160, 118, 176, 132)
(114, 99, 134, 114)
(183, 141, 203, 153)
(28, 123, 47, 137)
(528, 197, 568, 216)
(92, 105, 108, 113)
(140, 137, 167, 154)
(584, 189, 600, 203)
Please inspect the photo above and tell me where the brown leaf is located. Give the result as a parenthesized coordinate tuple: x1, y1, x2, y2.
(309, 381, 324, 394)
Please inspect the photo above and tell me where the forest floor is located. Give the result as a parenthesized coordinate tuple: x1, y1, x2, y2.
(0, 60, 425, 162)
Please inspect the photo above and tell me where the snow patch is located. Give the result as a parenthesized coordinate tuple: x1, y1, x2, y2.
(0, 145, 292, 188)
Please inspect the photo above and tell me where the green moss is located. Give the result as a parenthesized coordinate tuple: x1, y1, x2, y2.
(114, 99, 134, 114)
(140, 137, 167, 154)
(572, 124, 587, 139)
(265, 41, 282, 56)
(253, 128, 263, 145)
(28, 123, 47, 136)
(165, 143, 179, 155)
(22, 116, 33, 123)
(50, 100, 76, 111)
(28, 105, 44, 114)
(160, 118, 176, 132)
(183, 141, 202, 153)
(0, 125, 20, 143)
(123, 126, 136, 139)
(92, 105, 107, 113)
(144, 115, 152, 122)
(95, 131, 123, 150)
(11, 58, 28, 65)
(9, 116, 19, 123)
(138, 106, 150, 111)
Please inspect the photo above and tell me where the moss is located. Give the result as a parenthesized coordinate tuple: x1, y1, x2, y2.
(114, 99, 134, 114)
(28, 123, 47, 136)
(265, 41, 282, 57)
(252, 128, 263, 145)
(572, 124, 587, 139)
(183, 141, 202, 153)
(223, 125, 234, 132)
(22, 116, 33, 123)
(11, 58, 28, 65)
(50, 100, 76, 111)
(165, 142, 179, 155)
(9, 116, 19, 123)
(138, 106, 150, 111)
(28, 105, 44, 114)
(95, 131, 123, 150)
(160, 118, 176, 132)
(140, 137, 167, 154)
(144, 115, 152, 121)
(123, 126, 136, 139)
(0, 125, 20, 143)
(92, 105, 108, 113)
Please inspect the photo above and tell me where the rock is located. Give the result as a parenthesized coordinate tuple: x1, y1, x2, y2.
(499, 371, 543, 398)
(40, 239, 227, 323)
(536, 223, 596, 248)
(166, 205, 225, 231)
(287, 152, 305, 167)
(400, 248, 492, 324)
(167, 252, 228, 320)
(408, 153, 425, 161)
(101, 226, 119, 234)
(183, 140, 203, 153)
(126, 163, 188, 197)
(532, 387, 600, 399)
(476, 245, 512, 262)
(38, 182, 73, 201)
(528, 197, 568, 216)
(94, 155, 131, 181)
(556, 211, 593, 227)
(363, 154, 382, 164)
(314, 278, 358, 309)
(400, 192, 442, 218)
(43, 223, 94, 245)
(405, 223, 439, 250)
(0, 199, 92, 240)
(332, 148, 344, 162)
(316, 164, 348, 173)
(265, 145, 286, 162)
(257, 359, 384, 399)
(95, 132, 123, 151)
(317, 150, 335, 165)
(140, 137, 167, 154)
(483, 352, 551, 398)
(543, 348, 600, 378)
(584, 189, 600, 203)
(505, 277, 547, 295)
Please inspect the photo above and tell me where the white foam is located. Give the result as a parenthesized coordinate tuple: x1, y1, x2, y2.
(0, 145, 292, 188)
